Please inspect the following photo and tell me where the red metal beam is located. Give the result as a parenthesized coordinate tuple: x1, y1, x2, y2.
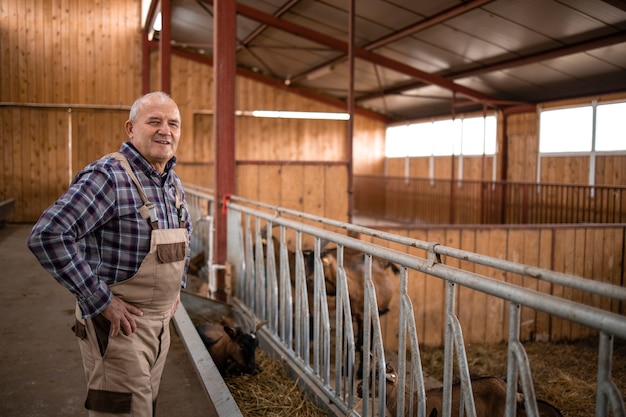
(600, 0, 626, 12)
(141, 0, 160, 94)
(289, 0, 493, 84)
(357, 31, 626, 104)
(201, 0, 502, 105)
(237, 0, 301, 51)
(347, 0, 355, 222)
(141, 33, 151, 95)
(213, 0, 237, 301)
(367, 0, 493, 50)
(160, 0, 172, 94)
(143, 0, 159, 33)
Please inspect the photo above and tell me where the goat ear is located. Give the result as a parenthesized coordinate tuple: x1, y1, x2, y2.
(255, 320, 268, 331)
(223, 324, 238, 339)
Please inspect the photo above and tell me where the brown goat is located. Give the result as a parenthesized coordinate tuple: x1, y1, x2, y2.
(319, 249, 396, 378)
(196, 317, 267, 376)
(378, 363, 523, 417)
(257, 234, 398, 378)
(517, 399, 564, 417)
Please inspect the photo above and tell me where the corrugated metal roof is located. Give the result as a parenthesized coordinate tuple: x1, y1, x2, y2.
(164, 0, 626, 122)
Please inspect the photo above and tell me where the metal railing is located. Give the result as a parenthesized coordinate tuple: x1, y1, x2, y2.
(184, 185, 215, 291)
(218, 195, 626, 417)
(354, 175, 626, 225)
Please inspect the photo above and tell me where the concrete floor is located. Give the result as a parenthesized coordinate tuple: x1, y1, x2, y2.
(0, 224, 216, 417)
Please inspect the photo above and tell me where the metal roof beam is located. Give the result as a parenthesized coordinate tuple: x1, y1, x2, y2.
(288, 0, 493, 85)
(601, 0, 626, 12)
(201, 0, 503, 105)
(237, 0, 302, 51)
(356, 30, 626, 104)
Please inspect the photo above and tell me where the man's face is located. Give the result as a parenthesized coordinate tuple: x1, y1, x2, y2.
(125, 96, 181, 172)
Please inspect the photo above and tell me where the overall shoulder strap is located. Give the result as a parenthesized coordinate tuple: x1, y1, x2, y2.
(107, 152, 159, 229)
(172, 180, 186, 228)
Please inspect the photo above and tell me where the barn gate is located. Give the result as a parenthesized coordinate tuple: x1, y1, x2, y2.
(178, 186, 626, 417)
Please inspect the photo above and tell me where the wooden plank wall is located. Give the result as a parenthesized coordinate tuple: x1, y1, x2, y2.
(362, 224, 625, 349)
(1, 0, 142, 222)
(2, 0, 387, 224)
(0, 0, 141, 105)
(159, 53, 373, 223)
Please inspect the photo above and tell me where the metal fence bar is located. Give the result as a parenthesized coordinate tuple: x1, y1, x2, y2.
(178, 195, 626, 417)
(279, 226, 294, 349)
(226, 195, 626, 302)
(334, 245, 356, 409)
(507, 303, 539, 417)
(596, 332, 626, 417)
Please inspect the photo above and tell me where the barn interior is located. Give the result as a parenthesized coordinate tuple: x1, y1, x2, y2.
(1, 1, 625, 416)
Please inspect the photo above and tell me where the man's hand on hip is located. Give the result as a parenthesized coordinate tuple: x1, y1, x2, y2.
(102, 296, 143, 337)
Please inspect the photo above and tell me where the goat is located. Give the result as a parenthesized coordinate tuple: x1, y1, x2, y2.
(363, 362, 523, 417)
(318, 248, 396, 378)
(517, 399, 564, 417)
(188, 251, 206, 276)
(196, 316, 268, 376)
(256, 233, 398, 378)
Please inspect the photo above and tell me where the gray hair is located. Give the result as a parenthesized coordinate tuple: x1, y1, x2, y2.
(128, 91, 174, 123)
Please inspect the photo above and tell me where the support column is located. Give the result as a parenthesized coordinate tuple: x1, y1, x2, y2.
(160, 0, 172, 94)
(213, 0, 237, 301)
(346, 0, 355, 223)
(141, 33, 151, 94)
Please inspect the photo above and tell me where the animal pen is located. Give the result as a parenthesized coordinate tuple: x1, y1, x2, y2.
(177, 186, 626, 417)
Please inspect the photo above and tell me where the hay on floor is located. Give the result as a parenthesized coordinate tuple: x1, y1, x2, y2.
(224, 350, 328, 417)
(419, 337, 626, 417)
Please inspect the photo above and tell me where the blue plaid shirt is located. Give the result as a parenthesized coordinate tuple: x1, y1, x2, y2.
(28, 142, 192, 318)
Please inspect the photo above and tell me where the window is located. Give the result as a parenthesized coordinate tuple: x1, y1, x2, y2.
(385, 115, 497, 157)
(539, 101, 626, 153)
(595, 102, 626, 151)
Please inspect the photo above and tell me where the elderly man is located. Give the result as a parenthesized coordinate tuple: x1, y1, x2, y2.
(28, 91, 192, 416)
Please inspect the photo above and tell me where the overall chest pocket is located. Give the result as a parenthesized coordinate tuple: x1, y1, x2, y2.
(156, 242, 186, 264)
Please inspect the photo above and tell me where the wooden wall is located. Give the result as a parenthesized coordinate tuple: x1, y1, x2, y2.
(364, 224, 625, 349)
(0, 0, 142, 222)
(1, 0, 386, 224)
(155, 53, 384, 221)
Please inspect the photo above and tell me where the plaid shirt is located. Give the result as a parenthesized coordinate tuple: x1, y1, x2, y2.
(28, 142, 192, 318)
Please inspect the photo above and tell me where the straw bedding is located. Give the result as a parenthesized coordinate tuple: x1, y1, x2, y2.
(223, 350, 328, 417)
(221, 337, 625, 417)
(419, 337, 626, 417)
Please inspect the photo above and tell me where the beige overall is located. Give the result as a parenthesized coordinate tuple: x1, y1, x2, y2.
(73, 153, 188, 416)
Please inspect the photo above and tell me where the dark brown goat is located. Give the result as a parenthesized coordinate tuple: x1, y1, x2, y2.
(196, 317, 267, 376)
(372, 363, 523, 417)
